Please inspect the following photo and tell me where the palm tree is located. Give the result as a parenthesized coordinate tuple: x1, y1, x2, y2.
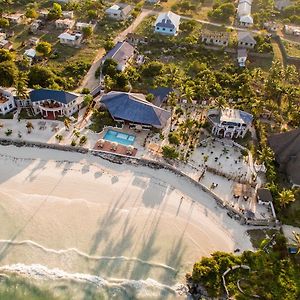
(278, 189, 295, 208)
(292, 231, 300, 254)
(167, 91, 178, 130)
(15, 72, 29, 100)
(181, 85, 195, 106)
(166, 64, 185, 89)
(64, 118, 71, 131)
(284, 65, 299, 84)
(215, 96, 227, 109)
(26, 121, 34, 134)
(257, 146, 274, 164)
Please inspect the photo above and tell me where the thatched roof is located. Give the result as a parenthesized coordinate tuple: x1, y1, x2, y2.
(268, 128, 300, 186)
(233, 183, 252, 197)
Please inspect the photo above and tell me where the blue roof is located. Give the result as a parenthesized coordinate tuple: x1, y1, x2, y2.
(101, 92, 171, 128)
(239, 110, 253, 124)
(148, 87, 173, 107)
(29, 89, 78, 104)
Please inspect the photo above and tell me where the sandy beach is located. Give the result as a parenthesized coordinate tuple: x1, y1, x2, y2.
(0, 145, 253, 298)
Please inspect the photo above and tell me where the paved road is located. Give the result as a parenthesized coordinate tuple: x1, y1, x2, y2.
(79, 9, 154, 92)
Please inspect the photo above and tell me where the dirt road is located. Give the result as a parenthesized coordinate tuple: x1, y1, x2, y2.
(79, 9, 154, 92)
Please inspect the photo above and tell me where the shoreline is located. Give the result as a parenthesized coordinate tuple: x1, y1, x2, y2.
(0, 137, 277, 226)
(0, 143, 254, 298)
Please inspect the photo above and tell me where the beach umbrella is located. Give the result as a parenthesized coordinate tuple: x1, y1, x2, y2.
(111, 142, 118, 150)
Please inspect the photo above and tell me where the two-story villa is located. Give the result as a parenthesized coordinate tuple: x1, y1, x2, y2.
(208, 108, 253, 138)
(0, 88, 16, 115)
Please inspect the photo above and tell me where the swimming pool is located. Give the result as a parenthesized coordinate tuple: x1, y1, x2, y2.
(103, 129, 136, 146)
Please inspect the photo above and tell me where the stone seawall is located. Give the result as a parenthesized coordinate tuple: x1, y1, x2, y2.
(0, 138, 277, 227)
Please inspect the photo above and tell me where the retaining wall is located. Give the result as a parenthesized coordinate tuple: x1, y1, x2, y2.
(0, 137, 278, 226)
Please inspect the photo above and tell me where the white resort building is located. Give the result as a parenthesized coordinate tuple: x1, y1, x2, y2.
(208, 108, 253, 138)
(0, 88, 16, 115)
(29, 89, 83, 119)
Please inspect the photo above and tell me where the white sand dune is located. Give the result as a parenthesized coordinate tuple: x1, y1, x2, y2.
(0, 145, 253, 296)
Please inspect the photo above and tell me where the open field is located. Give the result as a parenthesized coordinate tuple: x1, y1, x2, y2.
(282, 39, 300, 58)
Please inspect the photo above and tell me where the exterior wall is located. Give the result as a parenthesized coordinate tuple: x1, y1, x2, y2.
(238, 40, 255, 49)
(155, 26, 177, 36)
(238, 56, 247, 66)
(211, 123, 250, 138)
(55, 21, 74, 29)
(0, 90, 16, 115)
(8, 17, 23, 24)
(15, 98, 32, 108)
(106, 10, 122, 19)
(59, 38, 81, 47)
(239, 20, 252, 27)
(76, 24, 90, 31)
(208, 110, 251, 139)
(202, 36, 229, 46)
(32, 99, 79, 117)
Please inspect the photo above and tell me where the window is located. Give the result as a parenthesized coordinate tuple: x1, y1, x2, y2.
(170, 29, 173, 32)
(223, 41, 226, 45)
(156, 27, 159, 30)
(245, 42, 248, 45)
(9, 104, 12, 108)
(162, 28, 165, 31)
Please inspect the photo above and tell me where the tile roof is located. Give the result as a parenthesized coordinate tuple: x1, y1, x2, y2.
(148, 87, 173, 107)
(104, 41, 135, 65)
(155, 11, 180, 29)
(29, 89, 78, 105)
(101, 92, 171, 128)
(238, 31, 256, 44)
(237, 48, 247, 57)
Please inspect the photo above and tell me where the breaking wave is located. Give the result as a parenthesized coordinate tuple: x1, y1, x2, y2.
(0, 239, 176, 272)
(0, 263, 188, 299)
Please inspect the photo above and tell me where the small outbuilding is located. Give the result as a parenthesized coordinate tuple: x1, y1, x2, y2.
(257, 188, 273, 204)
(105, 4, 132, 20)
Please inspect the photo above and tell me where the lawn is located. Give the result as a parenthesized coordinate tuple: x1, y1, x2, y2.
(278, 189, 300, 227)
(282, 39, 300, 58)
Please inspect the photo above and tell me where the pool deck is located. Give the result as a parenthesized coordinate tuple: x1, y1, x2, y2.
(104, 129, 136, 146)
(94, 140, 138, 156)
(97, 126, 148, 155)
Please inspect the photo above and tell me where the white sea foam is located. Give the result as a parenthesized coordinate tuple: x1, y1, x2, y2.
(0, 263, 183, 298)
(0, 239, 176, 272)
